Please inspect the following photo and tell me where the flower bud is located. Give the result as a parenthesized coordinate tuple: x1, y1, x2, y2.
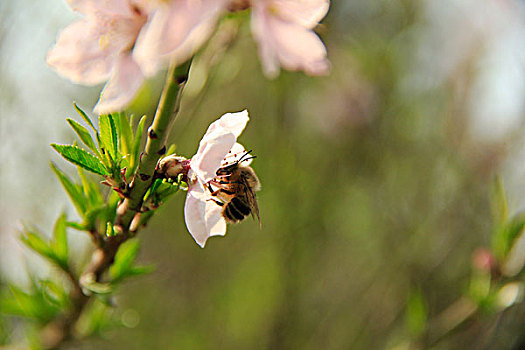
(156, 155, 189, 179)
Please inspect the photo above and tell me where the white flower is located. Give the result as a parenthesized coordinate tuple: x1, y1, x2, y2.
(184, 110, 251, 247)
(251, 0, 331, 78)
(133, 0, 228, 77)
(46, 0, 150, 114)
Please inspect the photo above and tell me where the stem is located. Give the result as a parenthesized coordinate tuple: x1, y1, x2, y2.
(40, 60, 191, 349)
(116, 60, 191, 233)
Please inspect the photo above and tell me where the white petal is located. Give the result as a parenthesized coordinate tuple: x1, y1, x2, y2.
(133, 0, 225, 76)
(46, 19, 114, 85)
(184, 182, 226, 247)
(251, 6, 329, 78)
(221, 142, 253, 167)
(190, 111, 250, 182)
(203, 110, 250, 141)
(273, 0, 329, 29)
(70, 0, 140, 17)
(93, 54, 143, 114)
(191, 131, 236, 183)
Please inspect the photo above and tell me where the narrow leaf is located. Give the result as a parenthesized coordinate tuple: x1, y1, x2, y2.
(166, 144, 177, 156)
(110, 239, 140, 282)
(78, 167, 104, 207)
(20, 232, 55, 262)
(119, 113, 133, 157)
(53, 213, 68, 268)
(99, 115, 118, 161)
(406, 290, 427, 337)
(40, 280, 69, 308)
(74, 103, 96, 132)
(126, 265, 155, 278)
(110, 114, 118, 158)
(51, 144, 108, 176)
(491, 177, 508, 228)
(132, 115, 146, 163)
(66, 221, 87, 231)
(51, 163, 87, 215)
(494, 213, 525, 260)
(67, 118, 99, 156)
(0, 284, 59, 321)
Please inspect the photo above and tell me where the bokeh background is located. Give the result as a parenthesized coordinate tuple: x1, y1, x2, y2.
(1, 0, 525, 349)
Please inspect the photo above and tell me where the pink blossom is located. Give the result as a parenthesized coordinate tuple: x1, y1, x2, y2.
(46, 0, 148, 114)
(133, 0, 228, 77)
(184, 110, 251, 247)
(251, 0, 330, 78)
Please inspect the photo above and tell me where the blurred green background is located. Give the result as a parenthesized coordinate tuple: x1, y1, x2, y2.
(1, 0, 525, 349)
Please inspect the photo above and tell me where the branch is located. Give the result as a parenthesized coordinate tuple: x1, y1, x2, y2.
(39, 60, 191, 349)
(116, 61, 191, 233)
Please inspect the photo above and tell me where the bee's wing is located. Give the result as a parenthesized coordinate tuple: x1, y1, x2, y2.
(241, 176, 260, 225)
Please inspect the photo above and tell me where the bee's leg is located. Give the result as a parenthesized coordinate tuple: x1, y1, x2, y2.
(208, 198, 225, 207)
(207, 183, 234, 195)
(218, 188, 236, 195)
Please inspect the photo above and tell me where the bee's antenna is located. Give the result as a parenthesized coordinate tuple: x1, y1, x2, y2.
(237, 150, 256, 164)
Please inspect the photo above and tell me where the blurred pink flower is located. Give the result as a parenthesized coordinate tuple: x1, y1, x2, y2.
(46, 0, 149, 114)
(184, 110, 250, 247)
(133, 0, 228, 77)
(251, 0, 330, 78)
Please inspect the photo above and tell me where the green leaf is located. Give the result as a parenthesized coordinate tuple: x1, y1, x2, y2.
(67, 118, 100, 157)
(0, 284, 59, 322)
(166, 144, 177, 156)
(53, 213, 68, 269)
(110, 239, 140, 282)
(78, 167, 104, 208)
(74, 103, 96, 132)
(494, 212, 525, 260)
(81, 280, 113, 295)
(40, 280, 69, 308)
(119, 113, 133, 158)
(132, 115, 146, 168)
(125, 265, 155, 278)
(51, 144, 108, 176)
(66, 221, 87, 231)
(405, 290, 427, 337)
(99, 115, 118, 161)
(51, 163, 87, 215)
(20, 231, 55, 262)
(75, 298, 116, 337)
(491, 176, 508, 229)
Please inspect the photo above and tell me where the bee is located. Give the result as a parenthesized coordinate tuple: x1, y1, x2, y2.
(207, 151, 261, 224)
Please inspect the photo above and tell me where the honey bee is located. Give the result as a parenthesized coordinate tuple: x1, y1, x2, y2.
(207, 151, 261, 224)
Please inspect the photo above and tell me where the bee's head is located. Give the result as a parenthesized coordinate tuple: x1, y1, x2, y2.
(217, 150, 257, 175)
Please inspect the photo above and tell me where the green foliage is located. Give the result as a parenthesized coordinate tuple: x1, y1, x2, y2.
(56, 106, 147, 185)
(99, 114, 119, 164)
(110, 239, 154, 284)
(51, 144, 109, 176)
(39, 280, 69, 310)
(144, 178, 181, 207)
(130, 115, 146, 176)
(76, 298, 118, 338)
(0, 281, 61, 323)
(491, 177, 508, 228)
(20, 213, 70, 271)
(405, 289, 427, 337)
(492, 212, 525, 262)
(51, 163, 88, 215)
(74, 102, 96, 131)
(118, 113, 133, 162)
(66, 118, 100, 157)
